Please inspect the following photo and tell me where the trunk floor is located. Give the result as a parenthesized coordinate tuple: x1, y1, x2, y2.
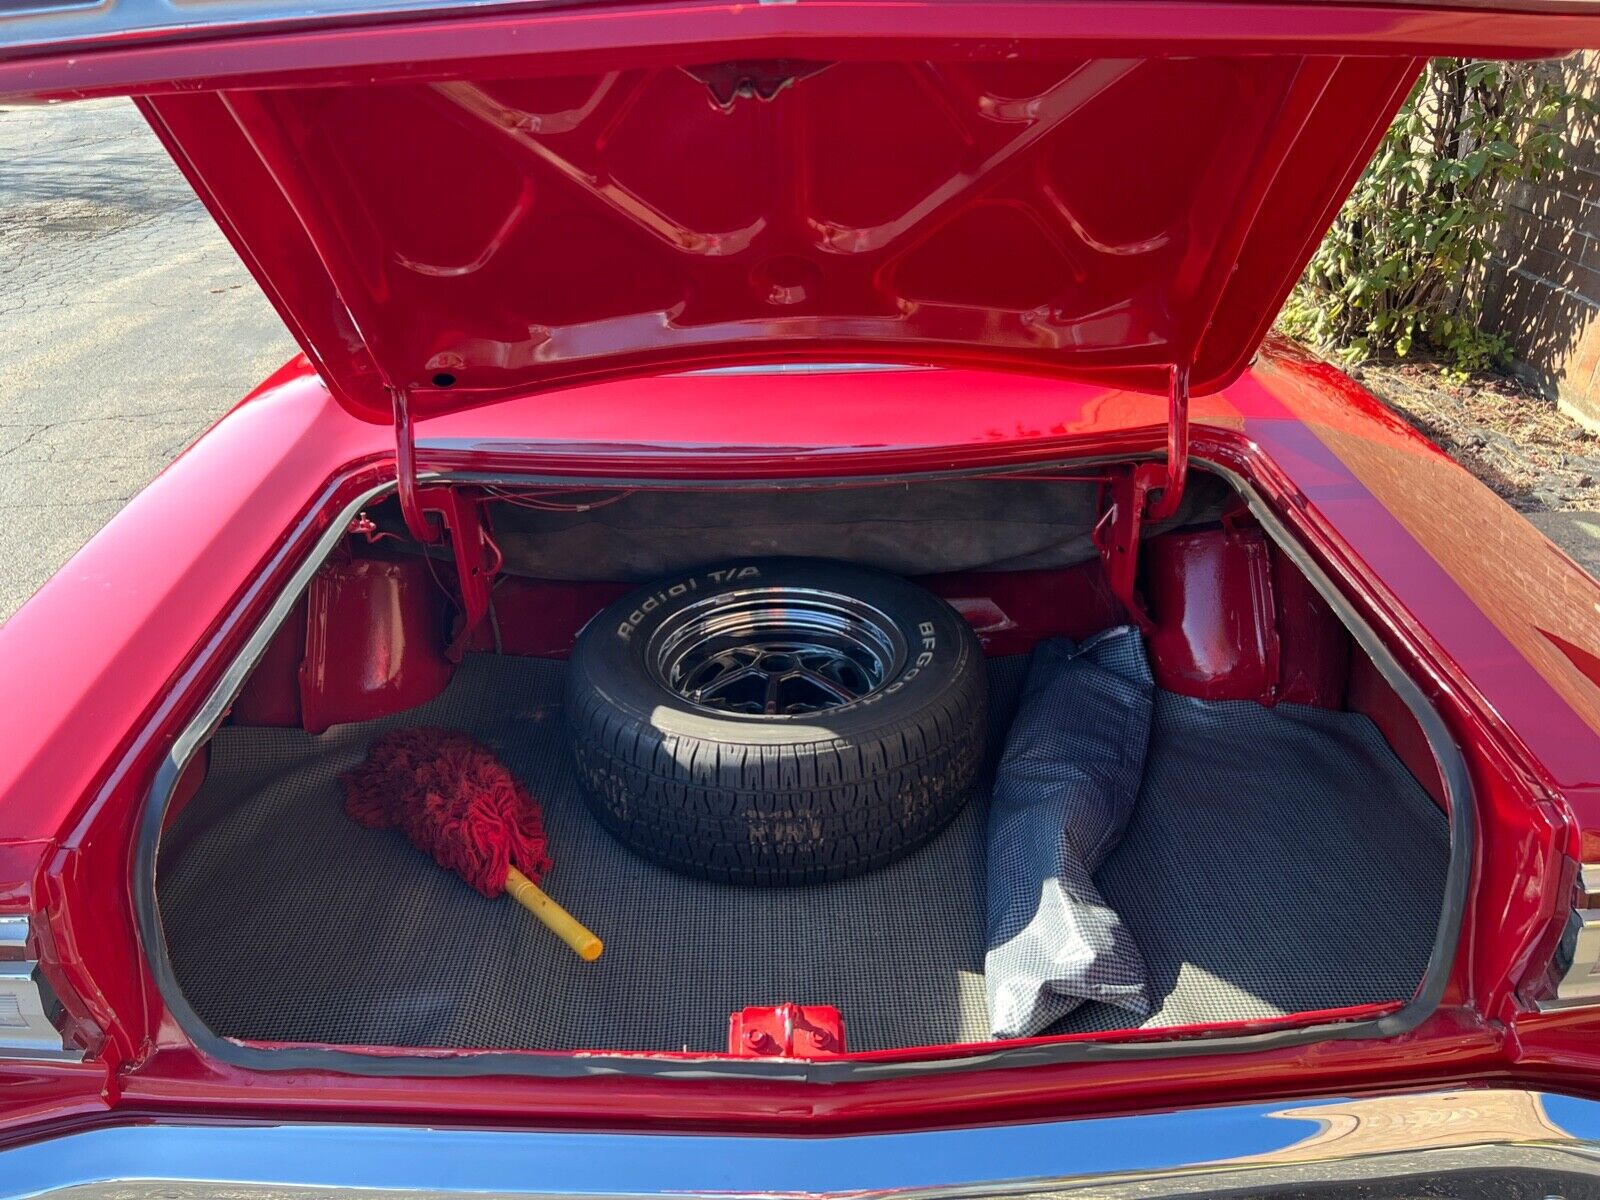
(158, 654, 1450, 1052)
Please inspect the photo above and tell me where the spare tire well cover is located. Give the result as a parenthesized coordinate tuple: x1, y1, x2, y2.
(565, 559, 987, 884)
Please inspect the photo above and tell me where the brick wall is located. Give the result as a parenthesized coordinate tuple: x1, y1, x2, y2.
(1481, 52, 1600, 429)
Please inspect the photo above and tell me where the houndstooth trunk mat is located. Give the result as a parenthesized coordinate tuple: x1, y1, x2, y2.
(156, 653, 1450, 1053)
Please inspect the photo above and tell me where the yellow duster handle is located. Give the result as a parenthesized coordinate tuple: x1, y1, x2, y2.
(504, 866, 603, 961)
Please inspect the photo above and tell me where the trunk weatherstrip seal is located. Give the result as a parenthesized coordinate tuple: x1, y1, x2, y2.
(133, 456, 1473, 1083)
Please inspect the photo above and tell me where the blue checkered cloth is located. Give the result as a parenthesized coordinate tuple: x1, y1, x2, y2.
(985, 628, 1154, 1039)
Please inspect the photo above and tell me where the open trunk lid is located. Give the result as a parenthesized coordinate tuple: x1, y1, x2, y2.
(140, 50, 1412, 419)
(4, 1, 1599, 429)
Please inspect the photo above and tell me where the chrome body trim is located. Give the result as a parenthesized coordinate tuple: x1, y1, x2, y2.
(1581, 864, 1600, 897)
(0, 915, 27, 957)
(0, 918, 80, 1060)
(1553, 905, 1600, 1004)
(1541, 861, 1600, 1009)
(4, 1089, 1600, 1200)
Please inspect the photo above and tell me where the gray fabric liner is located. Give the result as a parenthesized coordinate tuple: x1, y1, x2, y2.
(986, 630, 1155, 1039)
(157, 653, 1449, 1053)
(476, 475, 1235, 581)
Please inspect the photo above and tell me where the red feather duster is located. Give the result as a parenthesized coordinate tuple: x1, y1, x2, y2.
(341, 727, 551, 897)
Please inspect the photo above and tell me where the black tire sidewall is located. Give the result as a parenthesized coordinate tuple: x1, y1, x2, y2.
(569, 558, 979, 747)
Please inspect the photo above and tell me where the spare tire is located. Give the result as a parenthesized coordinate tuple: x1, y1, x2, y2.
(565, 559, 987, 884)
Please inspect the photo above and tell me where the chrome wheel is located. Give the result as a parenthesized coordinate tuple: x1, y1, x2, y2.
(648, 588, 905, 717)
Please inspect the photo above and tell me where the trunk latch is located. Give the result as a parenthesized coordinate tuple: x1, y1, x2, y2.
(728, 1003, 846, 1057)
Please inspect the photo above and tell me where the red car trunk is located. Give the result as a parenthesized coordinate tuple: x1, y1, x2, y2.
(2, 0, 1599, 1137)
(142, 465, 1464, 1066)
(105, 30, 1469, 1054)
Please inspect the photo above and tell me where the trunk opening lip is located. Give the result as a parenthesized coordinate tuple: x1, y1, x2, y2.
(130, 449, 1475, 1084)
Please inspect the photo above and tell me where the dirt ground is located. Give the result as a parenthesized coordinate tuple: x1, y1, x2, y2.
(1353, 358, 1600, 514)
(1336, 357, 1600, 578)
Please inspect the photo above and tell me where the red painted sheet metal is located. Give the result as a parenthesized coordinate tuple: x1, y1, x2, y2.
(59, 34, 1418, 419)
(729, 1004, 847, 1058)
(0, 374, 381, 840)
(231, 596, 307, 727)
(463, 562, 1123, 663)
(1240, 341, 1600, 795)
(1230, 341, 1599, 1024)
(1346, 650, 1446, 808)
(100, 1001, 1497, 1141)
(1143, 525, 1282, 702)
(0, 362, 1202, 856)
(299, 556, 455, 732)
(1141, 522, 1350, 705)
(0, 345, 1597, 1127)
(1270, 535, 1352, 707)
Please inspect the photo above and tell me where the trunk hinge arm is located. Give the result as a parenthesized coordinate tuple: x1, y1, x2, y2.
(390, 387, 502, 661)
(1093, 363, 1190, 628)
(1147, 362, 1190, 521)
(391, 386, 439, 545)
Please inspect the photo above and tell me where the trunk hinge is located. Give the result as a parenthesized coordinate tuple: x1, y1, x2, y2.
(1093, 363, 1190, 628)
(391, 385, 438, 545)
(1147, 362, 1190, 521)
(390, 387, 502, 661)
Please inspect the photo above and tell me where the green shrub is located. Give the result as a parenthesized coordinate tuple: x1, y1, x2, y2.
(1278, 58, 1592, 377)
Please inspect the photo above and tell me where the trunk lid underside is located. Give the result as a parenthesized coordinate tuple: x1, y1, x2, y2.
(142, 50, 1416, 421)
(5, 0, 1599, 429)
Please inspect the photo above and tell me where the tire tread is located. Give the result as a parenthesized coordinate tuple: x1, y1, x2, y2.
(570, 664, 985, 884)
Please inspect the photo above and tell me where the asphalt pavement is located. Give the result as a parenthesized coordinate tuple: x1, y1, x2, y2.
(0, 98, 295, 621)
(0, 98, 1595, 624)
